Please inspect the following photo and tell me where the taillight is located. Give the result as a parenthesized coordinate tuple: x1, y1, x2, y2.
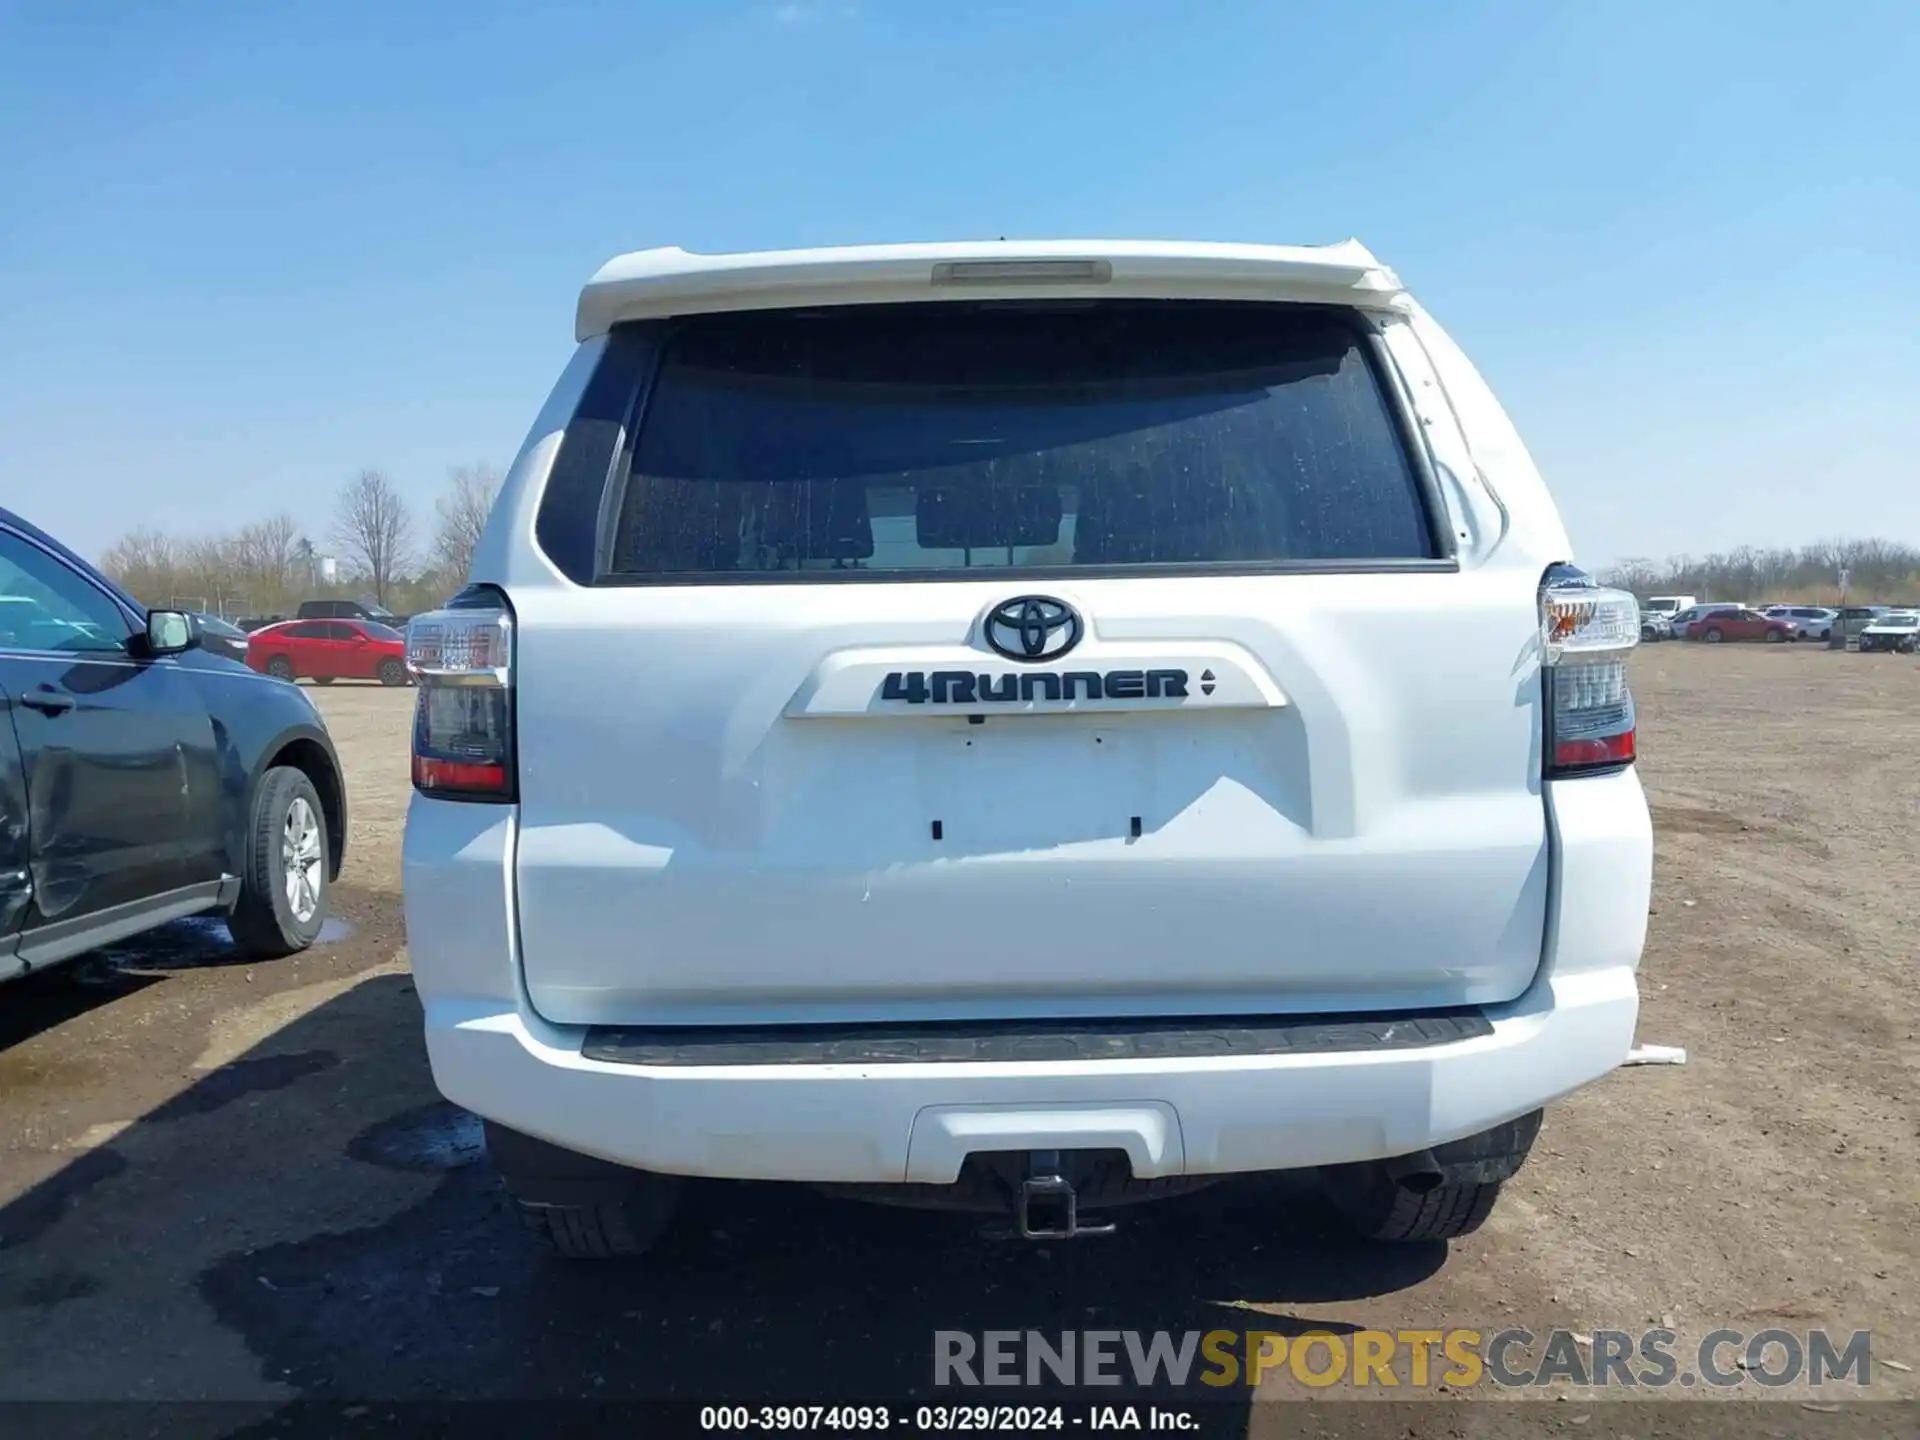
(407, 586, 515, 802)
(1539, 564, 1639, 779)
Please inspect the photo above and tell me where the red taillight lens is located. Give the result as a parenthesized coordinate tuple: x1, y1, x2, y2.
(1552, 729, 1636, 770)
(411, 753, 509, 796)
(407, 590, 515, 803)
(1540, 567, 1640, 779)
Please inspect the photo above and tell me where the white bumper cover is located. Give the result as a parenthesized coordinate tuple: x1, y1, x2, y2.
(404, 770, 1649, 1184)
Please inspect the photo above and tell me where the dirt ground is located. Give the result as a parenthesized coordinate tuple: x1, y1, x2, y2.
(0, 648, 1915, 1432)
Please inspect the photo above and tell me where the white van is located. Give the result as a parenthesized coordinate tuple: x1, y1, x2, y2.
(402, 240, 1652, 1257)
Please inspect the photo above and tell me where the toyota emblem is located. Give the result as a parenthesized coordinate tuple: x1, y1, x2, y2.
(983, 596, 1083, 663)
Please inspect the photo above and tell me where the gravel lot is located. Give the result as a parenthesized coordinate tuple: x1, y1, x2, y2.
(1, 647, 1915, 1429)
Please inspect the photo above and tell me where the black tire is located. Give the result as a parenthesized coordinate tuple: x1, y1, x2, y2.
(266, 655, 295, 681)
(312, 676, 334, 685)
(378, 658, 409, 687)
(514, 1191, 679, 1260)
(1320, 1111, 1540, 1243)
(227, 766, 330, 959)
(485, 1121, 680, 1260)
(1702, 626, 1724, 643)
(1322, 1168, 1504, 1242)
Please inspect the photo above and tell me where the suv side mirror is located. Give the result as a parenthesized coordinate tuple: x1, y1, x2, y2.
(144, 609, 197, 656)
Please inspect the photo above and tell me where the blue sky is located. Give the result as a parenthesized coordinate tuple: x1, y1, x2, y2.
(2, 0, 1915, 567)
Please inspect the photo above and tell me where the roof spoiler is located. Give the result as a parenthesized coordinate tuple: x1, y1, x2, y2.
(575, 239, 1404, 340)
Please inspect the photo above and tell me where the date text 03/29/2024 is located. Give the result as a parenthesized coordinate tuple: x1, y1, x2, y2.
(698, 1404, 1194, 1432)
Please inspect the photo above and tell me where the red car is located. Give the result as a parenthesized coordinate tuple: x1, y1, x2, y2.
(1682, 606, 1795, 644)
(247, 618, 412, 685)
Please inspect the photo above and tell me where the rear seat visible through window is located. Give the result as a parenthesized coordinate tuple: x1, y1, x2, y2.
(600, 301, 1444, 581)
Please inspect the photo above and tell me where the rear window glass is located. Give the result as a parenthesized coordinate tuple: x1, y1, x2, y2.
(603, 303, 1437, 580)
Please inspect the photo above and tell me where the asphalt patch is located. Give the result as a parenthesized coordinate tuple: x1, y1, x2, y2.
(0, 1146, 127, 1251)
(345, 1102, 486, 1175)
(9, 1265, 103, 1310)
(199, 1160, 1439, 1405)
(92, 915, 355, 973)
(146, 1051, 341, 1122)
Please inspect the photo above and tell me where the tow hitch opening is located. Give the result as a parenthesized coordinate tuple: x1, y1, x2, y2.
(1009, 1150, 1116, 1240)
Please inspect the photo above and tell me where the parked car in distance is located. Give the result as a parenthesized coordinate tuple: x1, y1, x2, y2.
(1639, 612, 1673, 642)
(1856, 611, 1920, 653)
(1, 506, 349, 981)
(1642, 594, 1696, 619)
(1761, 605, 1837, 641)
(1664, 604, 1716, 638)
(247, 618, 412, 685)
(191, 612, 252, 663)
(1834, 605, 1892, 643)
(298, 598, 410, 627)
(404, 237, 1654, 1259)
(1682, 606, 1796, 643)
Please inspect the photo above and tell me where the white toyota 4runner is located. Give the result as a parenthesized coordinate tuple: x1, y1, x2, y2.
(403, 239, 1652, 1259)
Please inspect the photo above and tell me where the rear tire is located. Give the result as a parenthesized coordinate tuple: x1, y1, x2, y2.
(515, 1193, 679, 1260)
(1322, 1169, 1504, 1242)
(1320, 1110, 1541, 1243)
(1703, 626, 1724, 643)
(485, 1121, 681, 1260)
(266, 655, 295, 681)
(227, 766, 329, 959)
(1765, 628, 1785, 643)
(378, 658, 409, 687)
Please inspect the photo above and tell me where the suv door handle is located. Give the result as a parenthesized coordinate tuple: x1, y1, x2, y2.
(20, 685, 76, 716)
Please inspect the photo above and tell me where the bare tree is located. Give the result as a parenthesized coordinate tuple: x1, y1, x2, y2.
(1601, 537, 1920, 606)
(230, 513, 302, 611)
(432, 462, 502, 585)
(330, 470, 415, 606)
(98, 527, 180, 601)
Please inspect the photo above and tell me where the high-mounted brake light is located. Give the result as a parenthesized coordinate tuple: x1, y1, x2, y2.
(930, 258, 1113, 285)
(1539, 565, 1640, 779)
(407, 586, 516, 802)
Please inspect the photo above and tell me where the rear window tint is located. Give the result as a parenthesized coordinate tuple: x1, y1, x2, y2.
(603, 303, 1437, 580)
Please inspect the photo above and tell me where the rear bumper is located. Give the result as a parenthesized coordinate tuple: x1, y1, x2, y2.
(422, 967, 1634, 1182)
(404, 769, 1650, 1184)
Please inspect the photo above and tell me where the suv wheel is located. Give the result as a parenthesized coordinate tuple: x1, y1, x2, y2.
(1764, 627, 1786, 643)
(485, 1122, 681, 1260)
(378, 658, 409, 687)
(227, 766, 330, 958)
(266, 655, 295, 681)
(1702, 626, 1724, 643)
(1320, 1110, 1542, 1243)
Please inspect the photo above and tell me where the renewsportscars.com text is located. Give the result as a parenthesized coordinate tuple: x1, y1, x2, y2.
(933, 1328, 1875, 1390)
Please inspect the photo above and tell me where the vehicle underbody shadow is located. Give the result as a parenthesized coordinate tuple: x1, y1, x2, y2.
(3, 966, 1445, 1425)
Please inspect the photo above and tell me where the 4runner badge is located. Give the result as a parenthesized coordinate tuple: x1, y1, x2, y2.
(879, 668, 1190, 705)
(876, 594, 1199, 707)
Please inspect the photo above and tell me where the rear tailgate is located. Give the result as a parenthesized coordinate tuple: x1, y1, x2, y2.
(510, 300, 1548, 1026)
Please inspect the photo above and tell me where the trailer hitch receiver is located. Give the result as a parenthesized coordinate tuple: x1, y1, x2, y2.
(1014, 1151, 1115, 1239)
